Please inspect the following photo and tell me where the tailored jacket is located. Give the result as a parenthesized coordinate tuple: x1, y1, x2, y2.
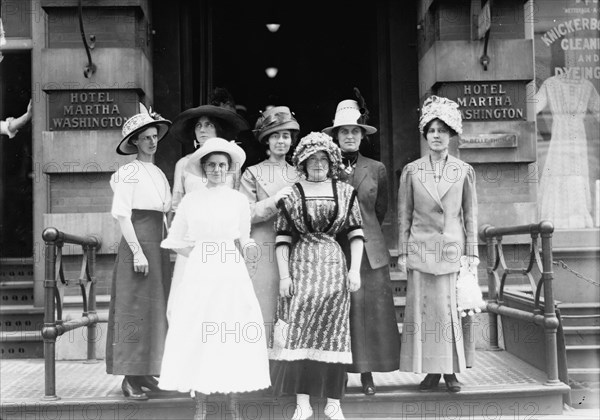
(343, 153, 390, 270)
(397, 154, 478, 275)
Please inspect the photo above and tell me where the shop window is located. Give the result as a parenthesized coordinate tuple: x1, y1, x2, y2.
(533, 0, 600, 229)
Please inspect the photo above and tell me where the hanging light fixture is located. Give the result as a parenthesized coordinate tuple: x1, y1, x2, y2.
(265, 67, 279, 78)
(266, 23, 280, 33)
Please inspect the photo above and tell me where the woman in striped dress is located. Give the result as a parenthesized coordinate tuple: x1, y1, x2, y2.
(270, 132, 364, 420)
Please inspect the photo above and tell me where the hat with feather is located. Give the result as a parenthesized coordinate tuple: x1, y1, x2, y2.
(117, 103, 171, 155)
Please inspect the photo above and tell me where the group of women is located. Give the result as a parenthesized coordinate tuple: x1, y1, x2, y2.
(106, 94, 479, 420)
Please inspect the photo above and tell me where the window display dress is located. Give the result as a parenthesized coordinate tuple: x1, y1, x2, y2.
(535, 75, 600, 228)
(270, 180, 364, 398)
(158, 185, 270, 394)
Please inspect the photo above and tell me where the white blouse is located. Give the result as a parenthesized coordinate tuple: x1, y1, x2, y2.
(162, 185, 250, 249)
(110, 160, 172, 219)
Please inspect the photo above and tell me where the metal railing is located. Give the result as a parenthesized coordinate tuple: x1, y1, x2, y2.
(480, 220, 562, 386)
(41, 227, 102, 400)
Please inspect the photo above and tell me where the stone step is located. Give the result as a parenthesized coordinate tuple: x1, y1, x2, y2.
(565, 344, 600, 370)
(568, 368, 600, 386)
(0, 331, 44, 359)
(563, 325, 600, 346)
(0, 304, 44, 333)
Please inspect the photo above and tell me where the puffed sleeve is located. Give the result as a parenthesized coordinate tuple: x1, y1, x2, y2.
(239, 167, 280, 224)
(161, 195, 193, 249)
(274, 197, 293, 247)
(461, 165, 479, 257)
(375, 162, 389, 225)
(238, 194, 252, 243)
(346, 188, 364, 241)
(109, 163, 136, 219)
(587, 79, 600, 115)
(1, 118, 17, 138)
(171, 157, 188, 212)
(398, 163, 415, 255)
(535, 79, 548, 114)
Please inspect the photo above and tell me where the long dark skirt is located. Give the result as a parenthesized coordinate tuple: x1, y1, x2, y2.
(348, 253, 400, 373)
(270, 360, 347, 399)
(106, 210, 171, 375)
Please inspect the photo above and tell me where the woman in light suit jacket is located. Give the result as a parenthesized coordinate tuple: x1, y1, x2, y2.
(239, 106, 300, 331)
(324, 100, 400, 396)
(397, 96, 478, 393)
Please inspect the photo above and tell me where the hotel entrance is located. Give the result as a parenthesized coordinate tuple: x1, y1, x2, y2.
(152, 0, 420, 246)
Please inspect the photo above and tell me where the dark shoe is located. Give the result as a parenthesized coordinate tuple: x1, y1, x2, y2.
(136, 375, 162, 392)
(121, 376, 148, 400)
(443, 374, 461, 393)
(418, 374, 441, 391)
(361, 372, 376, 395)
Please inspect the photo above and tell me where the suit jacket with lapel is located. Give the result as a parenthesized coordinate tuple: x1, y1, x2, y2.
(397, 155, 478, 275)
(343, 153, 390, 269)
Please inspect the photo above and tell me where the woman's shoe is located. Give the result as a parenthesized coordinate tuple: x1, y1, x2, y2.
(136, 375, 162, 392)
(121, 376, 148, 400)
(360, 372, 376, 396)
(418, 373, 441, 391)
(443, 374, 461, 393)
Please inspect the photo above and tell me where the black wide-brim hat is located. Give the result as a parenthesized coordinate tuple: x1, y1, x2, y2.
(169, 105, 249, 144)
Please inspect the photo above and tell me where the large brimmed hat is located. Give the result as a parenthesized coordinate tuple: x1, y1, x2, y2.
(117, 103, 171, 155)
(254, 106, 300, 143)
(418, 95, 463, 135)
(169, 105, 249, 144)
(322, 99, 377, 136)
(185, 137, 246, 177)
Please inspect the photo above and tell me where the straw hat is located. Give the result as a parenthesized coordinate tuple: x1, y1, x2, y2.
(254, 106, 300, 143)
(169, 105, 249, 144)
(418, 95, 463, 135)
(185, 137, 246, 178)
(117, 103, 171, 155)
(322, 99, 377, 136)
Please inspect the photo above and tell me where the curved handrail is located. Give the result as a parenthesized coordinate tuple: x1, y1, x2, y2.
(479, 221, 560, 387)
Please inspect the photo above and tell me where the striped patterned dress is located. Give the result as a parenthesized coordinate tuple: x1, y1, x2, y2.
(270, 179, 364, 399)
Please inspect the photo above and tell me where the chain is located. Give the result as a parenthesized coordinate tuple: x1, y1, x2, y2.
(553, 259, 599, 287)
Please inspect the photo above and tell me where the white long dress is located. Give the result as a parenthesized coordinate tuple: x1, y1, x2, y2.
(159, 185, 270, 394)
(535, 76, 600, 228)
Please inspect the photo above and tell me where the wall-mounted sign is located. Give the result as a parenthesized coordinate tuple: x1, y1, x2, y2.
(458, 133, 518, 149)
(438, 82, 527, 121)
(48, 90, 138, 130)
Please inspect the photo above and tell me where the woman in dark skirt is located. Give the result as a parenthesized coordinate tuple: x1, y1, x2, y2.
(271, 132, 364, 420)
(323, 99, 400, 396)
(106, 104, 172, 400)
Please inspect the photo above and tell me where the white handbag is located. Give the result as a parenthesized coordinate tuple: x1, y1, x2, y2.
(456, 255, 485, 317)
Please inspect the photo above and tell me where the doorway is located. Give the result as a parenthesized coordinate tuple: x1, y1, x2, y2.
(210, 0, 381, 165)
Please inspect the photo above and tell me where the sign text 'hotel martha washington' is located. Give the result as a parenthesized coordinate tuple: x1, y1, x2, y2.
(48, 90, 138, 131)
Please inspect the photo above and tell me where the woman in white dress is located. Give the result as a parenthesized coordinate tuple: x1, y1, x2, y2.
(167, 104, 248, 319)
(160, 138, 270, 420)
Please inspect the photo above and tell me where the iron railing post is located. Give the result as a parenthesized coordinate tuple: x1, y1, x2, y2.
(481, 224, 501, 351)
(41, 228, 60, 400)
(85, 242, 98, 363)
(539, 220, 561, 386)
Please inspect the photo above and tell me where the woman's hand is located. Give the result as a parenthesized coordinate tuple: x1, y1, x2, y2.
(347, 270, 361, 292)
(279, 276, 294, 298)
(274, 186, 294, 202)
(133, 250, 149, 276)
(397, 254, 407, 273)
(175, 246, 193, 258)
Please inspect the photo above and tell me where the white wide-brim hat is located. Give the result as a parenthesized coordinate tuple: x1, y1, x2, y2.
(322, 99, 377, 136)
(185, 137, 246, 177)
(117, 103, 171, 155)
